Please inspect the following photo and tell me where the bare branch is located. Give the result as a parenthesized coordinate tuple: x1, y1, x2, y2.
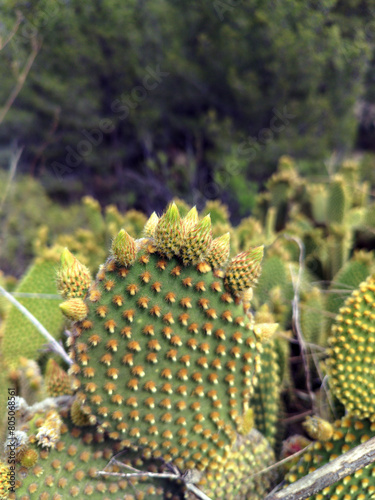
(0, 285, 72, 366)
(0, 11, 23, 51)
(265, 436, 375, 500)
(97, 456, 213, 500)
(0, 35, 41, 125)
(0, 146, 23, 211)
(284, 235, 316, 413)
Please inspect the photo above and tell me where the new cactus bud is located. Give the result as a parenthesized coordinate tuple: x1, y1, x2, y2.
(111, 229, 136, 266)
(154, 202, 184, 258)
(180, 214, 212, 265)
(303, 416, 334, 442)
(183, 206, 199, 233)
(254, 323, 279, 344)
(206, 233, 230, 269)
(45, 359, 73, 397)
(60, 298, 88, 321)
(143, 211, 159, 237)
(57, 248, 92, 299)
(224, 246, 264, 294)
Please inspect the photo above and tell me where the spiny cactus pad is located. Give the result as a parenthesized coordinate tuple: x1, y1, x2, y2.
(250, 336, 280, 447)
(284, 416, 375, 499)
(196, 428, 276, 499)
(327, 274, 375, 420)
(62, 204, 263, 472)
(11, 407, 187, 499)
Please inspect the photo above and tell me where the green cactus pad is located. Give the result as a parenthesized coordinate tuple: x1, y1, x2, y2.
(284, 416, 375, 499)
(2, 258, 63, 368)
(327, 274, 375, 420)
(62, 206, 262, 472)
(69, 250, 260, 471)
(196, 428, 276, 499)
(11, 407, 187, 499)
(250, 337, 281, 447)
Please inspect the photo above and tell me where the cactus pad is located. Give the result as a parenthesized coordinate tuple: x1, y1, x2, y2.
(62, 205, 263, 472)
(196, 428, 276, 499)
(327, 274, 375, 420)
(11, 407, 187, 499)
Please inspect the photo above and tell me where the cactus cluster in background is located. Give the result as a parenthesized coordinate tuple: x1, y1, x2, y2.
(1, 157, 375, 498)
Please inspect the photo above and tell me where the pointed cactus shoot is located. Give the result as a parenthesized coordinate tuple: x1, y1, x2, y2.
(111, 229, 136, 267)
(57, 248, 92, 299)
(143, 211, 159, 237)
(180, 214, 212, 265)
(59, 298, 88, 321)
(224, 245, 264, 294)
(154, 202, 184, 258)
(183, 206, 199, 233)
(206, 233, 230, 269)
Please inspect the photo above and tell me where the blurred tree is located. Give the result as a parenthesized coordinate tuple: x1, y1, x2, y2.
(0, 0, 372, 215)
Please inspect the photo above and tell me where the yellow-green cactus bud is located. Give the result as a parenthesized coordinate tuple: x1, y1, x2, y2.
(45, 359, 72, 397)
(143, 211, 159, 237)
(303, 416, 334, 442)
(180, 214, 212, 265)
(111, 229, 136, 266)
(154, 202, 184, 258)
(183, 206, 199, 233)
(224, 246, 264, 294)
(206, 233, 230, 269)
(56, 248, 92, 299)
(19, 449, 38, 468)
(254, 323, 279, 344)
(60, 298, 88, 321)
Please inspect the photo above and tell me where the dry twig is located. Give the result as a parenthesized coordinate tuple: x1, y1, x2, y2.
(0, 34, 41, 125)
(265, 436, 375, 500)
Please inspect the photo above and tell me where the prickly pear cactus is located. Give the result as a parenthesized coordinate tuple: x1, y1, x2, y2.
(284, 416, 375, 499)
(326, 273, 375, 420)
(195, 427, 276, 499)
(59, 203, 264, 473)
(250, 332, 280, 448)
(8, 405, 187, 499)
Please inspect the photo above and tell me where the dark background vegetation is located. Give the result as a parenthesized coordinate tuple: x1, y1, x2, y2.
(1, 0, 375, 220)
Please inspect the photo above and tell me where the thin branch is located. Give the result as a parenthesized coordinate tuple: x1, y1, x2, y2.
(264, 436, 375, 500)
(0, 285, 72, 366)
(99, 455, 213, 500)
(284, 235, 316, 413)
(0, 146, 23, 212)
(0, 11, 23, 51)
(11, 292, 61, 299)
(250, 443, 314, 478)
(0, 35, 41, 125)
